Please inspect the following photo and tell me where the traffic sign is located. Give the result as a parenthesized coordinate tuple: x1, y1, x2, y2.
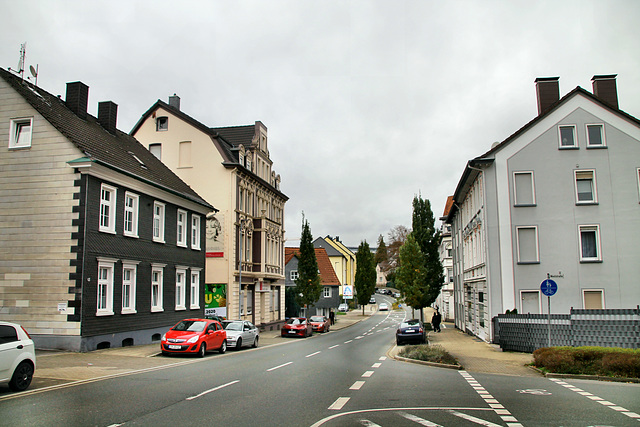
(540, 279, 558, 297)
(343, 285, 353, 299)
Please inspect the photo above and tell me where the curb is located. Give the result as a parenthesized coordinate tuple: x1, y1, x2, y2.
(388, 344, 463, 370)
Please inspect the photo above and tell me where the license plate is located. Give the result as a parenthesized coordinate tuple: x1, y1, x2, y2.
(168, 345, 181, 349)
(405, 329, 414, 333)
(289, 330, 296, 334)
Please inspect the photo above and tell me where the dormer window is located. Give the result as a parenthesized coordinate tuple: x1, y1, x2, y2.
(246, 154, 252, 171)
(156, 116, 168, 131)
(239, 152, 245, 167)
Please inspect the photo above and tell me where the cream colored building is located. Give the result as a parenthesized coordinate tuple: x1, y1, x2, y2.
(132, 96, 287, 329)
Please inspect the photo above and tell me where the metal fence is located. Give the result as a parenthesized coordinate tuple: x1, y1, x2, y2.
(493, 307, 640, 353)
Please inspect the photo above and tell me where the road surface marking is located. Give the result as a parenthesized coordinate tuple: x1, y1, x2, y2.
(328, 397, 350, 410)
(306, 351, 321, 358)
(459, 371, 523, 427)
(398, 412, 442, 426)
(344, 340, 353, 344)
(448, 410, 503, 427)
(549, 378, 640, 420)
(372, 363, 381, 368)
(355, 336, 364, 339)
(310, 407, 498, 427)
(328, 344, 340, 349)
(350, 381, 365, 390)
(362, 370, 374, 377)
(186, 380, 239, 400)
(379, 356, 387, 360)
(267, 361, 292, 371)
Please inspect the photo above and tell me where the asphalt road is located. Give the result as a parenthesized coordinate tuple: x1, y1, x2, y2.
(2, 298, 639, 426)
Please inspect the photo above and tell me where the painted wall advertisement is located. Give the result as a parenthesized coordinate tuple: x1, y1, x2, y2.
(206, 211, 224, 258)
(205, 283, 227, 318)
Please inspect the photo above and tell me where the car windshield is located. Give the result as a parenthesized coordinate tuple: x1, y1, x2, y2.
(173, 320, 206, 332)
(222, 321, 242, 331)
(309, 316, 323, 322)
(287, 318, 305, 325)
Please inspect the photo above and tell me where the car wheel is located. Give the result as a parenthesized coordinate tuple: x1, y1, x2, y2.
(235, 338, 242, 350)
(252, 336, 258, 348)
(198, 342, 207, 358)
(9, 361, 34, 392)
(219, 340, 227, 354)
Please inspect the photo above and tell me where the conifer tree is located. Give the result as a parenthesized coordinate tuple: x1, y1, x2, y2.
(294, 218, 322, 314)
(374, 235, 388, 267)
(395, 233, 427, 318)
(355, 240, 376, 315)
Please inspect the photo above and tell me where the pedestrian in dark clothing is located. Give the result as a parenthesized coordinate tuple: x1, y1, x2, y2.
(329, 310, 335, 325)
(432, 311, 442, 332)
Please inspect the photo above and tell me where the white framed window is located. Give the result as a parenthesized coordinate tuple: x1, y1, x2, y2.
(323, 287, 331, 298)
(191, 215, 201, 250)
(97, 258, 116, 316)
(513, 171, 536, 206)
(586, 124, 606, 148)
(583, 289, 604, 309)
(99, 184, 117, 234)
(558, 125, 577, 148)
(190, 269, 201, 309)
(290, 270, 299, 281)
(123, 192, 139, 238)
(175, 267, 187, 310)
(9, 117, 33, 149)
(122, 262, 139, 314)
(575, 170, 598, 204)
(153, 201, 165, 243)
(151, 264, 165, 312)
(156, 116, 168, 131)
(177, 209, 187, 247)
(149, 143, 161, 160)
(579, 225, 602, 262)
(516, 226, 539, 264)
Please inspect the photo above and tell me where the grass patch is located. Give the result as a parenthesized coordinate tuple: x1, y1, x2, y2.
(533, 346, 640, 378)
(398, 344, 459, 366)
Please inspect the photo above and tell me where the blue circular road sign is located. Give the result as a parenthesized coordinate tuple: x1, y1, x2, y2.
(540, 279, 558, 297)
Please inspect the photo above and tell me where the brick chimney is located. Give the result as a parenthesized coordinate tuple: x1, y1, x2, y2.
(535, 77, 560, 115)
(98, 101, 118, 134)
(66, 81, 89, 119)
(592, 74, 618, 109)
(168, 94, 180, 111)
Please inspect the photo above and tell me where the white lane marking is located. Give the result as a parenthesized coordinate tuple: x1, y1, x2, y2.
(398, 411, 442, 426)
(358, 420, 380, 427)
(448, 410, 503, 426)
(311, 407, 498, 427)
(306, 351, 321, 358)
(362, 370, 374, 378)
(267, 361, 292, 371)
(355, 336, 364, 340)
(549, 378, 640, 420)
(328, 397, 350, 410)
(372, 363, 382, 368)
(379, 356, 387, 361)
(459, 371, 523, 426)
(350, 381, 365, 390)
(344, 340, 353, 344)
(186, 380, 239, 401)
(329, 344, 340, 349)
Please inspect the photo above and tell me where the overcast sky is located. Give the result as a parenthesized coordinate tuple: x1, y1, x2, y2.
(2, 1, 639, 248)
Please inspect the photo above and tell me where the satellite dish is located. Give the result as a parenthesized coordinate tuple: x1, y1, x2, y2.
(30, 65, 37, 77)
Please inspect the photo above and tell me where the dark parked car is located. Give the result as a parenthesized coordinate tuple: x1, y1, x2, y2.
(281, 318, 313, 337)
(309, 316, 331, 333)
(396, 319, 426, 345)
(161, 319, 227, 357)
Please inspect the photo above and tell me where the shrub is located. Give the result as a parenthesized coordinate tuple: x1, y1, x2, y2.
(399, 344, 459, 366)
(533, 346, 640, 378)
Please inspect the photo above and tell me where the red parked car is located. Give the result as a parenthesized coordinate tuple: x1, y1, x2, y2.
(281, 317, 313, 337)
(161, 319, 227, 357)
(309, 315, 331, 333)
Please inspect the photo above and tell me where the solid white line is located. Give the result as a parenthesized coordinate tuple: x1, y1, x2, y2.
(328, 397, 350, 410)
(350, 381, 365, 390)
(267, 361, 293, 371)
(186, 380, 239, 400)
(306, 351, 321, 358)
(362, 371, 374, 378)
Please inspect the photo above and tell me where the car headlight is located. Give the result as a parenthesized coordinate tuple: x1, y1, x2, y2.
(187, 336, 199, 344)
(162, 333, 166, 341)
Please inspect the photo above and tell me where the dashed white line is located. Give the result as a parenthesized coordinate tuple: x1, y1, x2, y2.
(344, 340, 353, 344)
(186, 380, 239, 400)
(372, 363, 381, 368)
(267, 361, 292, 371)
(328, 344, 340, 349)
(398, 411, 442, 426)
(350, 381, 365, 390)
(362, 370, 374, 378)
(328, 397, 350, 410)
(306, 351, 321, 358)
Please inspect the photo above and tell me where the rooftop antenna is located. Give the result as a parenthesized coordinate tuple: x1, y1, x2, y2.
(8, 42, 26, 80)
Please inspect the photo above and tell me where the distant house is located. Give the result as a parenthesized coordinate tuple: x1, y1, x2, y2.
(446, 75, 640, 342)
(285, 247, 341, 317)
(131, 97, 287, 331)
(0, 68, 214, 351)
(436, 196, 454, 321)
(312, 236, 356, 297)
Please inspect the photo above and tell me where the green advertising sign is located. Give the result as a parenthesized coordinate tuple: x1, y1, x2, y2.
(205, 283, 227, 318)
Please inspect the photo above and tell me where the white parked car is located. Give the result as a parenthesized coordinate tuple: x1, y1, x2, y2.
(338, 303, 349, 312)
(379, 303, 389, 311)
(221, 320, 259, 350)
(0, 321, 36, 391)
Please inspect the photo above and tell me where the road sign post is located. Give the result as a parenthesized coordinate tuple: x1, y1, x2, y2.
(540, 274, 559, 347)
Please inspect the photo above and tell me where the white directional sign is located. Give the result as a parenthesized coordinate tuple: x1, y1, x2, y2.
(343, 285, 353, 299)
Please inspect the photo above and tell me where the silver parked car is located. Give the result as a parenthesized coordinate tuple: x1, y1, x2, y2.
(0, 321, 36, 391)
(221, 320, 259, 350)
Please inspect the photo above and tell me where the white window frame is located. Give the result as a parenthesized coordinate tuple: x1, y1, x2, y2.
(99, 184, 117, 234)
(149, 143, 161, 160)
(574, 170, 598, 204)
(290, 270, 299, 281)
(582, 289, 605, 309)
(123, 192, 139, 238)
(122, 261, 139, 314)
(578, 225, 602, 262)
(191, 214, 201, 250)
(516, 226, 539, 264)
(558, 125, 577, 149)
(9, 117, 33, 149)
(323, 286, 331, 298)
(177, 209, 188, 247)
(151, 263, 165, 312)
(190, 269, 201, 309)
(96, 257, 116, 316)
(513, 171, 536, 206)
(175, 267, 187, 310)
(153, 201, 165, 243)
(586, 123, 606, 148)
